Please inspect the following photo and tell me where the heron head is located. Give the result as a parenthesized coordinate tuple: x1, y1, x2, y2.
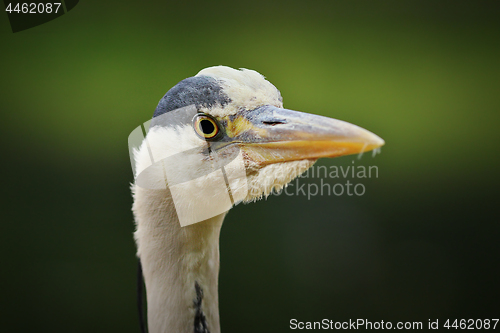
(138, 66, 384, 210)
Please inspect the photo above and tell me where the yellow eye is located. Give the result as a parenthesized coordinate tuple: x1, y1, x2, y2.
(193, 114, 221, 140)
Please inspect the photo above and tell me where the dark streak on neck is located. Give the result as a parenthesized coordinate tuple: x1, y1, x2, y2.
(194, 282, 210, 333)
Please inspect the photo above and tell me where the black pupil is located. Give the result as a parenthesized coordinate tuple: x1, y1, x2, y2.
(199, 119, 215, 135)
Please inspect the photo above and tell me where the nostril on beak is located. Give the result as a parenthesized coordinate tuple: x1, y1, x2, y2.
(262, 120, 286, 126)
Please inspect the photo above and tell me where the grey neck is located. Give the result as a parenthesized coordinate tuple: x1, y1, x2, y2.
(133, 186, 225, 333)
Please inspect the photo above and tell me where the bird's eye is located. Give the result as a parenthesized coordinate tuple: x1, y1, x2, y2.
(193, 114, 221, 140)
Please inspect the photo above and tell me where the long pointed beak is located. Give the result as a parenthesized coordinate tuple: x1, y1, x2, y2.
(222, 105, 385, 165)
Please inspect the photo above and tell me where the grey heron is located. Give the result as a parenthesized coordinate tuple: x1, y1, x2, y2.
(131, 66, 384, 333)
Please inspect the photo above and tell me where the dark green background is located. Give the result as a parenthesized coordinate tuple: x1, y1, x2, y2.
(1, 1, 499, 332)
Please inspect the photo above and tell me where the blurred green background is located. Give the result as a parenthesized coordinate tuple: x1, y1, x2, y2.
(1, 1, 499, 332)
